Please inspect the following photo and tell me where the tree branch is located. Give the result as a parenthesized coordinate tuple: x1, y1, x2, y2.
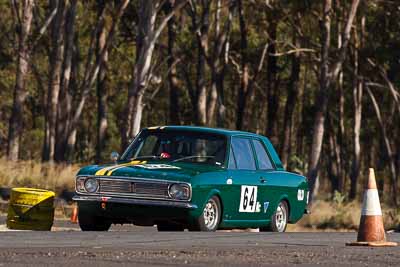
(31, 5, 58, 47)
(269, 48, 315, 57)
(330, 0, 360, 79)
(153, 0, 188, 42)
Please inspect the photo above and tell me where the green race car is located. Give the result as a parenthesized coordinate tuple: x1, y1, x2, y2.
(73, 126, 309, 232)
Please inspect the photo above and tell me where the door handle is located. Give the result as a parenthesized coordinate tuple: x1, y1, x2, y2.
(259, 177, 267, 183)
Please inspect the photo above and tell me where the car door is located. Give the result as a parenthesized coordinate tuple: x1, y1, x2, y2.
(227, 136, 264, 222)
(252, 138, 281, 220)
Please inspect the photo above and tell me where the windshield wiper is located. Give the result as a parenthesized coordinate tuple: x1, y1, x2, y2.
(172, 155, 215, 162)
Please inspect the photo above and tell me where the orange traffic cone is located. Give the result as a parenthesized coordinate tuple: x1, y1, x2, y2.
(347, 168, 397, 247)
(70, 204, 78, 224)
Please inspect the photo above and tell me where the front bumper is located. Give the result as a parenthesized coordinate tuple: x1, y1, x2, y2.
(73, 195, 198, 209)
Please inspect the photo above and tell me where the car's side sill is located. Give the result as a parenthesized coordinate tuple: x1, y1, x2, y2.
(220, 219, 270, 228)
(73, 195, 198, 209)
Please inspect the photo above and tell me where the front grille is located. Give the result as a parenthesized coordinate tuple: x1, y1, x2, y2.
(99, 180, 133, 194)
(135, 182, 169, 196)
(98, 178, 170, 199)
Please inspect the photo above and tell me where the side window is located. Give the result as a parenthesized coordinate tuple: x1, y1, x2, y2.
(253, 140, 274, 170)
(228, 148, 237, 169)
(231, 138, 256, 170)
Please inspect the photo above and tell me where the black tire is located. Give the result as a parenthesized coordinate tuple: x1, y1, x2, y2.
(157, 223, 184, 232)
(78, 210, 111, 231)
(260, 201, 288, 233)
(190, 196, 221, 232)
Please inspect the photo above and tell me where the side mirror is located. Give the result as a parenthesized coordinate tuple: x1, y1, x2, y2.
(110, 151, 120, 162)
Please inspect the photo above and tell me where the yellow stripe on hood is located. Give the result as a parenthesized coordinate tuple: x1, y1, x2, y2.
(95, 165, 118, 176)
(95, 160, 146, 176)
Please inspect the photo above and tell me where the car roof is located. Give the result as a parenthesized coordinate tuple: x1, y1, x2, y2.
(143, 125, 284, 171)
(144, 125, 264, 138)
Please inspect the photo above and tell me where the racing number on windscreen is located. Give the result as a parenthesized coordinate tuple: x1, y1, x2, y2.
(239, 185, 258, 212)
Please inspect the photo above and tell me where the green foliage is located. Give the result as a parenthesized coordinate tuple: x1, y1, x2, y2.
(287, 155, 307, 175)
(333, 190, 346, 208)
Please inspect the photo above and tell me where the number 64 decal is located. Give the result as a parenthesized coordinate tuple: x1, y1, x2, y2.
(239, 185, 258, 212)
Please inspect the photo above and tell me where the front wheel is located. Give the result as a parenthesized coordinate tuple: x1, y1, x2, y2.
(260, 201, 288, 232)
(190, 196, 221, 232)
(78, 209, 111, 231)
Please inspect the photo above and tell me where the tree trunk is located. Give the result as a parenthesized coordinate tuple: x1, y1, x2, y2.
(349, 18, 363, 200)
(327, 120, 339, 193)
(307, 0, 360, 201)
(336, 77, 345, 192)
(43, 0, 67, 162)
(327, 110, 341, 192)
(194, 1, 210, 126)
(206, 79, 218, 126)
(349, 80, 363, 200)
(235, 0, 249, 131)
(126, 1, 158, 141)
(307, 0, 332, 200)
(96, 0, 109, 163)
(208, 0, 232, 128)
(281, 26, 301, 168)
(265, 19, 279, 145)
(7, 0, 34, 161)
(196, 48, 207, 126)
(206, 0, 221, 127)
(366, 87, 397, 205)
(124, 0, 187, 147)
(215, 63, 227, 128)
(295, 63, 307, 160)
(63, 0, 129, 153)
(336, 1, 345, 193)
(55, 0, 77, 162)
(166, 0, 181, 125)
(66, 127, 77, 161)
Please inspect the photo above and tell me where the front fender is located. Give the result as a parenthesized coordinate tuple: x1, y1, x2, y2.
(189, 187, 222, 219)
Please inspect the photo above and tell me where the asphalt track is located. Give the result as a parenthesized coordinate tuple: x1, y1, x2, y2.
(0, 216, 399, 267)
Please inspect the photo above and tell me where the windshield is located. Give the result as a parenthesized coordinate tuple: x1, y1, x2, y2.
(121, 130, 227, 166)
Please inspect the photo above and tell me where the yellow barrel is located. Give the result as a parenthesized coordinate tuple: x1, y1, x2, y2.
(7, 188, 55, 231)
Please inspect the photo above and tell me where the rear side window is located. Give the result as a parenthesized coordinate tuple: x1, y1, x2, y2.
(231, 138, 256, 170)
(253, 140, 274, 170)
(228, 148, 237, 169)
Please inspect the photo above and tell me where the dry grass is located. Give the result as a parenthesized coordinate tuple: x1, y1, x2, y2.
(292, 199, 400, 232)
(0, 158, 79, 194)
(293, 200, 360, 232)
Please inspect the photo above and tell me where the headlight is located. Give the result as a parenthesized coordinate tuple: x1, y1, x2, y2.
(168, 184, 190, 200)
(76, 177, 86, 192)
(84, 178, 99, 193)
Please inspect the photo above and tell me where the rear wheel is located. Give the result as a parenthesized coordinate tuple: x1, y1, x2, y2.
(78, 209, 111, 231)
(190, 196, 221, 232)
(260, 201, 288, 232)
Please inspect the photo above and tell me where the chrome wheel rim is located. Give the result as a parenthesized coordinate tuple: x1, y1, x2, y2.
(275, 203, 287, 232)
(203, 199, 218, 230)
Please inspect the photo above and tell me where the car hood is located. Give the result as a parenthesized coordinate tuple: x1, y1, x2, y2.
(77, 161, 224, 183)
